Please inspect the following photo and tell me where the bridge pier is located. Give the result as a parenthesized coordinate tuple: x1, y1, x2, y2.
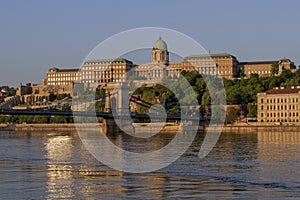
(102, 118, 135, 135)
(102, 118, 119, 135)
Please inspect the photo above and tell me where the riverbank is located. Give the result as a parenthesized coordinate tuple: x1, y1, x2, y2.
(0, 123, 183, 132)
(214, 121, 300, 132)
(0, 123, 92, 132)
(2, 122, 300, 133)
(217, 125, 300, 132)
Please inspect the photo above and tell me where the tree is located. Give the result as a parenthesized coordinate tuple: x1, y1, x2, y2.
(33, 115, 50, 123)
(225, 107, 239, 124)
(226, 86, 242, 104)
(279, 69, 293, 81)
(271, 62, 279, 76)
(49, 93, 57, 102)
(247, 104, 257, 117)
(8, 87, 16, 96)
(56, 93, 69, 100)
(52, 116, 67, 123)
(193, 77, 206, 104)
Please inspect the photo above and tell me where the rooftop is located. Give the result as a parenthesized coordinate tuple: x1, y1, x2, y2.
(264, 87, 300, 95)
(48, 67, 79, 72)
(84, 58, 133, 64)
(238, 60, 278, 65)
(58, 69, 79, 72)
(185, 53, 237, 60)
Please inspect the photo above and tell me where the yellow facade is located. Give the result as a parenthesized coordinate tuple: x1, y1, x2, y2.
(257, 87, 300, 123)
(46, 68, 79, 86)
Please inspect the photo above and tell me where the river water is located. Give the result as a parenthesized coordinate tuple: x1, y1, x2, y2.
(0, 130, 299, 199)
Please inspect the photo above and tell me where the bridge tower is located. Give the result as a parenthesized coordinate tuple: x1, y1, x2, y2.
(102, 83, 134, 134)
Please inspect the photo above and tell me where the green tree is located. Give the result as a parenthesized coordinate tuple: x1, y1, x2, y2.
(225, 107, 239, 124)
(271, 62, 279, 76)
(8, 87, 16, 96)
(52, 116, 67, 123)
(33, 115, 50, 123)
(247, 104, 257, 117)
(279, 69, 293, 81)
(56, 93, 69, 100)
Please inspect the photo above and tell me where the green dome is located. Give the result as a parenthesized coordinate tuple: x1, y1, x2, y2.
(153, 37, 167, 50)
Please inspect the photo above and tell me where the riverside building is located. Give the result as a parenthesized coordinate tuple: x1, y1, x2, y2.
(257, 87, 300, 123)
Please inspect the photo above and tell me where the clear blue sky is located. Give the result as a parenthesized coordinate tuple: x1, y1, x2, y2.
(1, 0, 300, 87)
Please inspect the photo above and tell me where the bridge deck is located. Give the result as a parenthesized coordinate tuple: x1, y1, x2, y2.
(0, 110, 209, 121)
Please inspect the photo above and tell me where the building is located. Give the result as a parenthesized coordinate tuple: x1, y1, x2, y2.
(238, 58, 295, 78)
(79, 58, 133, 88)
(46, 67, 79, 86)
(129, 37, 180, 82)
(40, 37, 296, 92)
(257, 87, 300, 123)
(183, 53, 238, 78)
(128, 38, 234, 82)
(17, 81, 74, 107)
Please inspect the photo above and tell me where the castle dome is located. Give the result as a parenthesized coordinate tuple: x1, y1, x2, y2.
(153, 37, 168, 51)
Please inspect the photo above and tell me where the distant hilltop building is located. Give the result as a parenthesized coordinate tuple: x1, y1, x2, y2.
(42, 37, 296, 88)
(238, 58, 295, 78)
(79, 58, 133, 88)
(46, 67, 79, 86)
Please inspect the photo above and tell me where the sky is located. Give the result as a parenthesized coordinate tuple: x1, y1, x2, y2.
(0, 0, 300, 87)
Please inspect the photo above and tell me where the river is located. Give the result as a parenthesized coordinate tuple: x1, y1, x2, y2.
(0, 130, 299, 199)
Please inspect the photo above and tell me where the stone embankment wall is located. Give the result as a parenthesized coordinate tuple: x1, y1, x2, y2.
(0, 123, 181, 132)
